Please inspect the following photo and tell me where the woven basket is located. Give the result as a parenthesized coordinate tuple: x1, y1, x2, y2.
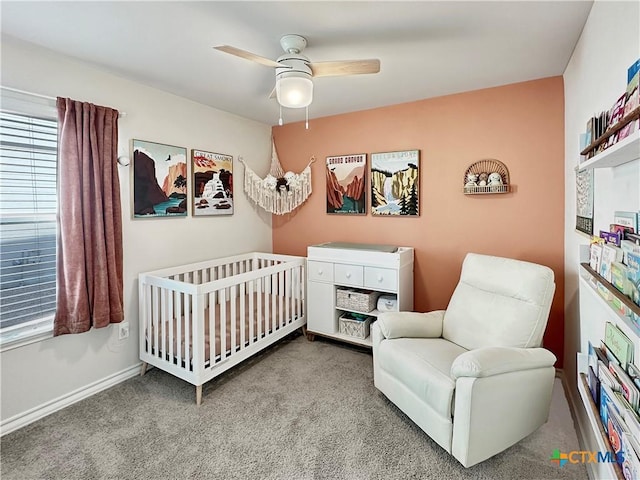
(339, 314, 372, 339)
(336, 288, 379, 313)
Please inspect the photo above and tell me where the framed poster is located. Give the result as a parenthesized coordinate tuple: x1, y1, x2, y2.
(191, 149, 233, 216)
(370, 150, 420, 216)
(132, 139, 188, 218)
(326, 153, 367, 215)
(576, 168, 594, 235)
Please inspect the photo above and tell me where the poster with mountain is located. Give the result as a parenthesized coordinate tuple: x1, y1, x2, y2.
(192, 149, 233, 216)
(326, 153, 367, 215)
(370, 150, 420, 216)
(132, 139, 188, 218)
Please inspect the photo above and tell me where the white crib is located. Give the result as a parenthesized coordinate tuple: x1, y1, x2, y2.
(138, 252, 306, 404)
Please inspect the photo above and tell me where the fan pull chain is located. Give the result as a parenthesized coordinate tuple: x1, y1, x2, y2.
(305, 106, 309, 130)
(279, 105, 283, 126)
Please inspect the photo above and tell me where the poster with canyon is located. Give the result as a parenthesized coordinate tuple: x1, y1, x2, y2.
(191, 149, 233, 216)
(326, 154, 366, 215)
(370, 150, 420, 216)
(132, 139, 188, 218)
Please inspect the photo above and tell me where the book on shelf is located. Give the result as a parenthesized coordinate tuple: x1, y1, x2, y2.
(601, 230, 624, 247)
(622, 241, 640, 266)
(610, 361, 640, 409)
(601, 244, 624, 282)
(590, 243, 604, 272)
(605, 322, 634, 369)
(615, 211, 640, 233)
(610, 93, 628, 128)
(627, 252, 640, 307)
(622, 432, 640, 480)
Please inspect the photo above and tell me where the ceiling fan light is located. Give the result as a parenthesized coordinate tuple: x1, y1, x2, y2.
(276, 76, 313, 109)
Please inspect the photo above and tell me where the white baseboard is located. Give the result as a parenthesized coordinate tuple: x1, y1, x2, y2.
(557, 368, 596, 480)
(0, 363, 141, 436)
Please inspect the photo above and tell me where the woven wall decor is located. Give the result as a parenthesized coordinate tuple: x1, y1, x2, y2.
(462, 159, 510, 195)
(241, 141, 314, 214)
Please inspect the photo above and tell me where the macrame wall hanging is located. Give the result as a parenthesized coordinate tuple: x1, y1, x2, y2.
(240, 141, 314, 215)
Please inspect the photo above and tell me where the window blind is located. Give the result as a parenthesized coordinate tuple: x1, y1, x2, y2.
(0, 111, 57, 330)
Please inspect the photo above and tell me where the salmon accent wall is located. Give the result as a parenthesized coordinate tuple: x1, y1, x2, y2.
(272, 77, 565, 365)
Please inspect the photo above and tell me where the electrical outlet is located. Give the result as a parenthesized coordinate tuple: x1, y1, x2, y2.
(118, 322, 129, 340)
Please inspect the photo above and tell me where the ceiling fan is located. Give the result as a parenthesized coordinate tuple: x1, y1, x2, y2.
(214, 34, 380, 114)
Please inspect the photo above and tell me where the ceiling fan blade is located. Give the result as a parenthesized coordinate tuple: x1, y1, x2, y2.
(213, 45, 282, 68)
(310, 59, 380, 77)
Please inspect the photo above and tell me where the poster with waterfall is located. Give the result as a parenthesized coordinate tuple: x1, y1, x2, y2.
(132, 139, 188, 218)
(370, 150, 419, 216)
(192, 149, 233, 216)
(326, 153, 366, 215)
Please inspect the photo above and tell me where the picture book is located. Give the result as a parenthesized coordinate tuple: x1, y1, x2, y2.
(601, 382, 622, 427)
(611, 262, 630, 295)
(589, 365, 600, 405)
(627, 252, 640, 306)
(601, 244, 624, 282)
(610, 93, 627, 127)
(622, 240, 640, 266)
(600, 359, 620, 391)
(628, 363, 640, 390)
(590, 243, 603, 272)
(605, 322, 634, 369)
(607, 406, 627, 464)
(622, 432, 640, 480)
(610, 361, 640, 409)
(615, 211, 640, 233)
(601, 230, 623, 247)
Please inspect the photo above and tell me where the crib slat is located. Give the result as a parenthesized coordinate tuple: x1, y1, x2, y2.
(271, 273, 277, 333)
(279, 270, 284, 328)
(209, 290, 215, 366)
(285, 269, 290, 326)
(257, 277, 263, 339)
(168, 289, 174, 361)
(264, 274, 270, 335)
(144, 283, 151, 356)
(240, 282, 246, 349)
(220, 288, 227, 361)
(176, 290, 182, 366)
(161, 288, 167, 359)
(248, 279, 254, 344)
(230, 285, 237, 353)
(185, 292, 191, 371)
(153, 286, 159, 359)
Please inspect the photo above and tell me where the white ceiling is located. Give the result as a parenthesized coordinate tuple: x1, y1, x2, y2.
(1, 1, 593, 126)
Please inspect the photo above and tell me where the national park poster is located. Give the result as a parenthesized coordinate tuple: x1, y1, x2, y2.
(370, 150, 419, 216)
(132, 139, 188, 218)
(326, 153, 366, 215)
(192, 149, 233, 216)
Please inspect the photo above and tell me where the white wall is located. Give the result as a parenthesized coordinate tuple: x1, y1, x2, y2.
(563, 0, 640, 458)
(0, 36, 274, 424)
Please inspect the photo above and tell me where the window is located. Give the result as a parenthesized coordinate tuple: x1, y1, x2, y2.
(0, 95, 58, 347)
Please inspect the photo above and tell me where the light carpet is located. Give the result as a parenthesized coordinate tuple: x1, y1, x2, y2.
(1, 333, 587, 479)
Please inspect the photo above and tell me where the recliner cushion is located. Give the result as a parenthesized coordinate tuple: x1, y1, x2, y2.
(377, 337, 468, 418)
(443, 253, 555, 351)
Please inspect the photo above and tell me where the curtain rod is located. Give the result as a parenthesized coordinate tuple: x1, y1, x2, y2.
(1, 86, 127, 117)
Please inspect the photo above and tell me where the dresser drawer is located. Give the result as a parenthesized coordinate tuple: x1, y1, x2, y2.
(364, 267, 397, 291)
(334, 264, 364, 287)
(307, 261, 334, 283)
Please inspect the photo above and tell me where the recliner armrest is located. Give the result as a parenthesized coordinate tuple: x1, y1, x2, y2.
(450, 346, 556, 379)
(376, 310, 445, 339)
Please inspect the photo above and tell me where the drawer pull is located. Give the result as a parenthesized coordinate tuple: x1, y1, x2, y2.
(346, 272, 351, 278)
(318, 269, 323, 275)
(377, 275, 384, 282)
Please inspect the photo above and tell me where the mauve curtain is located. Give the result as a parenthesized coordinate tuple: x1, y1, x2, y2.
(54, 98, 124, 336)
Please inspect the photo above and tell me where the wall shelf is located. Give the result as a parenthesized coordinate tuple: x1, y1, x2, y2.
(577, 128, 640, 171)
(577, 372, 625, 480)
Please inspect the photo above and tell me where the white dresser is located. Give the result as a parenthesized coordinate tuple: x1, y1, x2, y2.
(306, 242, 414, 347)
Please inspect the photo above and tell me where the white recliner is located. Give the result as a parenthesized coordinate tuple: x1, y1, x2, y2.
(372, 253, 557, 468)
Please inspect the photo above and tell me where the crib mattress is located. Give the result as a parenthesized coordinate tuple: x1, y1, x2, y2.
(149, 292, 302, 363)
